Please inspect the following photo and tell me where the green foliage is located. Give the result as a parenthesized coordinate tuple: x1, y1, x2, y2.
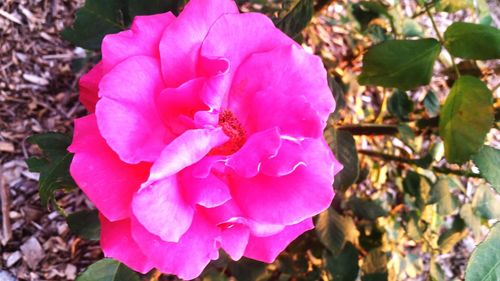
(472, 146, 500, 192)
(61, 0, 126, 50)
(358, 39, 441, 90)
(76, 259, 140, 281)
(465, 223, 500, 281)
(331, 130, 359, 192)
(439, 76, 494, 164)
(444, 22, 500, 60)
(26, 133, 76, 208)
(67, 210, 101, 241)
(387, 90, 414, 121)
(276, 0, 313, 37)
(128, 0, 182, 17)
(316, 208, 359, 255)
(423, 90, 439, 117)
(324, 243, 359, 281)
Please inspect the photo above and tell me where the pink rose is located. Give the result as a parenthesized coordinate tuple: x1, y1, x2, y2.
(69, 0, 341, 279)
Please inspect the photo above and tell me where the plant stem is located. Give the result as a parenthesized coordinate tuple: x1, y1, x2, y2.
(422, 2, 460, 78)
(337, 124, 399, 135)
(359, 150, 482, 178)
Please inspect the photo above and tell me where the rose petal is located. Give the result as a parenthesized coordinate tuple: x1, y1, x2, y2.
(181, 169, 231, 208)
(100, 216, 154, 273)
(148, 128, 228, 181)
(229, 138, 335, 225)
(102, 12, 175, 72)
(78, 62, 103, 112)
(230, 44, 333, 136)
(130, 212, 220, 280)
(96, 56, 168, 164)
(226, 127, 281, 177)
(220, 224, 250, 260)
(68, 115, 150, 221)
(132, 176, 194, 242)
(160, 0, 238, 87)
(243, 219, 314, 263)
(260, 138, 307, 177)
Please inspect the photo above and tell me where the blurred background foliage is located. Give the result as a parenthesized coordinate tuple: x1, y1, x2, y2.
(28, 0, 500, 280)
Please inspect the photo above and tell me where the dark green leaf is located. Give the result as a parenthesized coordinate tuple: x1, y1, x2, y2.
(444, 22, 500, 60)
(316, 208, 359, 255)
(439, 76, 494, 164)
(128, 0, 182, 18)
(437, 216, 467, 253)
(276, 0, 313, 37)
(358, 39, 440, 90)
(62, 0, 126, 50)
(331, 130, 359, 192)
(26, 133, 76, 208)
(472, 146, 500, 192)
(403, 171, 420, 198)
(465, 223, 500, 281)
(329, 75, 346, 121)
(347, 197, 387, 221)
(67, 210, 101, 241)
(423, 90, 439, 117)
(76, 259, 140, 281)
(402, 19, 423, 38)
(324, 243, 359, 281)
(361, 248, 387, 275)
(361, 272, 388, 281)
(388, 90, 413, 121)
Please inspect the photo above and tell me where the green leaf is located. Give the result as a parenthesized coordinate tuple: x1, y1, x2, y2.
(324, 243, 360, 281)
(358, 39, 440, 90)
(329, 75, 346, 121)
(472, 184, 500, 220)
(460, 203, 482, 238)
(26, 133, 76, 208)
(438, 216, 467, 253)
(227, 258, 268, 281)
(402, 19, 423, 38)
(465, 223, 500, 281)
(316, 208, 359, 255)
(61, 0, 126, 50)
(439, 76, 494, 164)
(472, 146, 500, 192)
(347, 197, 387, 221)
(429, 177, 459, 216)
(331, 130, 359, 192)
(276, 0, 313, 37)
(387, 90, 414, 121)
(128, 0, 182, 18)
(444, 22, 500, 60)
(76, 259, 140, 281)
(361, 248, 387, 276)
(67, 210, 101, 241)
(423, 90, 440, 117)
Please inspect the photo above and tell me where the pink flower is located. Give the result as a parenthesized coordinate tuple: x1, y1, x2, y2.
(69, 0, 341, 279)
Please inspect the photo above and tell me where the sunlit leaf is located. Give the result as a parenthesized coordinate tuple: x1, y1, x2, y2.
(439, 76, 494, 164)
(429, 177, 459, 216)
(438, 216, 467, 253)
(316, 208, 359, 255)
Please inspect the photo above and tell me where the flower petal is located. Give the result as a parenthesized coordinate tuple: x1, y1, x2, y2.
(220, 224, 250, 260)
(181, 169, 231, 208)
(132, 176, 194, 242)
(226, 127, 281, 177)
(230, 44, 334, 136)
(130, 212, 220, 280)
(96, 56, 168, 164)
(160, 0, 238, 87)
(78, 62, 103, 112)
(100, 216, 154, 273)
(148, 128, 228, 182)
(229, 138, 335, 225)
(68, 115, 150, 221)
(102, 12, 175, 72)
(243, 219, 314, 263)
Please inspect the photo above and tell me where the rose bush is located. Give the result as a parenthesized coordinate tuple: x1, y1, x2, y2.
(68, 0, 340, 278)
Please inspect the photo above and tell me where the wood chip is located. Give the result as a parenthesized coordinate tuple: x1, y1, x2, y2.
(20, 237, 44, 269)
(0, 141, 14, 152)
(22, 73, 49, 86)
(0, 9, 22, 25)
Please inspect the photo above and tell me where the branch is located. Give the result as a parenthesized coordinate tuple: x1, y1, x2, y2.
(337, 124, 399, 135)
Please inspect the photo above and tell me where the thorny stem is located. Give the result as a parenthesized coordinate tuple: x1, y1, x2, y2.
(422, 2, 461, 78)
(358, 150, 482, 178)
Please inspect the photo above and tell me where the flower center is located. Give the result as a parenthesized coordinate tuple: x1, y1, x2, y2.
(211, 109, 246, 155)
